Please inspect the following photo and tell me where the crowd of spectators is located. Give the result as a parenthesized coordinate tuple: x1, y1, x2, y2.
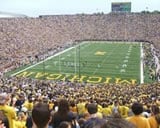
(0, 75, 160, 127)
(0, 13, 160, 73)
(143, 43, 160, 81)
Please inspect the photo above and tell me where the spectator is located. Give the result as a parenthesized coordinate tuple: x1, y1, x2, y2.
(32, 102, 51, 128)
(155, 113, 160, 126)
(86, 103, 103, 119)
(127, 102, 150, 128)
(0, 109, 9, 128)
(106, 113, 136, 128)
(58, 121, 72, 128)
(148, 105, 160, 128)
(101, 102, 112, 118)
(110, 100, 121, 115)
(51, 99, 79, 128)
(0, 93, 17, 128)
(77, 118, 86, 128)
(119, 100, 130, 118)
(82, 117, 107, 128)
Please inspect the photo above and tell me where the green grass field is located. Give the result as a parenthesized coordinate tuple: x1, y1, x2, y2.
(9, 41, 142, 84)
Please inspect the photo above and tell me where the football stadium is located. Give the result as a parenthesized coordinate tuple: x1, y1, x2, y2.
(9, 41, 142, 84)
(0, 1, 160, 128)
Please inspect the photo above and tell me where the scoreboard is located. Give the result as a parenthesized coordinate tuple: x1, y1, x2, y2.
(111, 2, 131, 12)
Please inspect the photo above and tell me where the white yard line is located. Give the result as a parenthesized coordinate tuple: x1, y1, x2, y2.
(140, 43, 144, 84)
(11, 47, 74, 76)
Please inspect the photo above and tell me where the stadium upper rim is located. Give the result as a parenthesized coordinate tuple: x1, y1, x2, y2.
(0, 11, 28, 18)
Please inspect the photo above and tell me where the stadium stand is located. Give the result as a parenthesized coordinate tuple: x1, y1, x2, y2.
(0, 13, 160, 73)
(0, 77, 160, 127)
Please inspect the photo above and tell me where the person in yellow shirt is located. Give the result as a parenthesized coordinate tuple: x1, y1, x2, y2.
(127, 102, 150, 128)
(119, 100, 130, 118)
(23, 96, 34, 112)
(48, 100, 54, 110)
(69, 100, 77, 113)
(77, 99, 87, 118)
(0, 93, 17, 128)
(15, 111, 28, 128)
(148, 105, 159, 128)
(101, 102, 112, 117)
(0, 109, 9, 128)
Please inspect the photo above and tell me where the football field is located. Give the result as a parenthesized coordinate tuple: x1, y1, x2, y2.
(10, 41, 142, 84)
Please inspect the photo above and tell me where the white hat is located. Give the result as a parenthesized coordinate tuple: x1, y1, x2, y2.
(21, 107, 28, 112)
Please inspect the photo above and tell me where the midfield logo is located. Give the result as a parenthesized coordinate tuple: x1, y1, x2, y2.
(95, 51, 106, 55)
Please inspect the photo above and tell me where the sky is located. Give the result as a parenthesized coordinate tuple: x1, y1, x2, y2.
(0, 0, 159, 17)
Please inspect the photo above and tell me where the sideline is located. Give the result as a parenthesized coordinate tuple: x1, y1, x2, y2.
(140, 43, 144, 84)
(11, 47, 74, 77)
